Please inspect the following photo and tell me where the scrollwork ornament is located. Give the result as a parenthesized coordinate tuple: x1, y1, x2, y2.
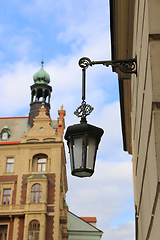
(118, 61, 137, 74)
(74, 100, 94, 118)
(78, 57, 92, 69)
(79, 56, 137, 75)
(103, 59, 137, 75)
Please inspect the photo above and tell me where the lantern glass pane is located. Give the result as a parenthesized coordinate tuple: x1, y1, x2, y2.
(86, 137, 96, 169)
(73, 137, 82, 169)
(69, 141, 74, 171)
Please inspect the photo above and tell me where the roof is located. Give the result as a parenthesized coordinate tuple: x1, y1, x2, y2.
(68, 211, 103, 236)
(33, 61, 50, 84)
(109, 0, 134, 154)
(0, 117, 58, 144)
(80, 217, 97, 223)
(0, 117, 30, 143)
(28, 174, 47, 179)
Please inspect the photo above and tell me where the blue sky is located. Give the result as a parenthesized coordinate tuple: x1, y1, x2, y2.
(0, 1, 135, 239)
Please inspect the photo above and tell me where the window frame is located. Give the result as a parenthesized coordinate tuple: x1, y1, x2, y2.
(6, 158, 14, 173)
(31, 184, 42, 204)
(37, 158, 46, 172)
(3, 189, 11, 205)
(0, 224, 9, 240)
(2, 132, 8, 141)
(0, 182, 15, 206)
(28, 220, 40, 240)
(0, 126, 11, 141)
(26, 176, 48, 204)
(30, 154, 48, 173)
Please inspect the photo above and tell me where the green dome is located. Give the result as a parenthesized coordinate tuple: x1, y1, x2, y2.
(3, 124, 9, 129)
(33, 61, 50, 84)
(3, 125, 11, 134)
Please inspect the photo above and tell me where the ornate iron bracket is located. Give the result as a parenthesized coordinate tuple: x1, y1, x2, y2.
(79, 56, 137, 76)
(74, 56, 137, 122)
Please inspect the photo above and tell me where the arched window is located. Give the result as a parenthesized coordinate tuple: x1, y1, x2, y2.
(0, 125, 11, 141)
(31, 154, 47, 172)
(28, 220, 40, 240)
(31, 184, 42, 203)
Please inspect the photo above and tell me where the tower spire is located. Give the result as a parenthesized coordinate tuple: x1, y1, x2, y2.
(28, 61, 52, 127)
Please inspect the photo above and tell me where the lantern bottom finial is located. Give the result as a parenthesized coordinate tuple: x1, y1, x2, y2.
(72, 168, 93, 178)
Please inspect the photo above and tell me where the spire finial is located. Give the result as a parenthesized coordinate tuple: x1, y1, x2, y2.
(41, 60, 44, 67)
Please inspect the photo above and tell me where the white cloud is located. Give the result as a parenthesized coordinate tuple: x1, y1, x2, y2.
(0, 62, 37, 116)
(0, 1, 135, 239)
(0, 58, 134, 240)
(66, 158, 134, 240)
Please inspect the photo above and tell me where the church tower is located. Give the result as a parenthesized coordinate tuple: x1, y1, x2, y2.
(28, 60, 52, 127)
(0, 62, 68, 240)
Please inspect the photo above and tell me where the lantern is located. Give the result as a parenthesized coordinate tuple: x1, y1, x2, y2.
(65, 122, 103, 177)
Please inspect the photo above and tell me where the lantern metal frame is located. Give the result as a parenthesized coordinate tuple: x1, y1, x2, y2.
(65, 123, 104, 177)
(65, 56, 137, 178)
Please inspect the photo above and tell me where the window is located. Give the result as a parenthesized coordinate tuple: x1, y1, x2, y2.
(0, 125, 11, 141)
(3, 189, 11, 205)
(28, 220, 40, 240)
(37, 158, 46, 172)
(31, 154, 48, 172)
(2, 133, 8, 141)
(31, 184, 42, 203)
(0, 225, 7, 240)
(6, 158, 14, 173)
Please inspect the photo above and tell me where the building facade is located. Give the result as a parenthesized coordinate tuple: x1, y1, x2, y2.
(110, 0, 160, 239)
(0, 62, 68, 240)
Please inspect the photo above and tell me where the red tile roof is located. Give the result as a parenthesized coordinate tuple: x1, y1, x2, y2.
(0, 141, 20, 145)
(80, 217, 97, 223)
(0, 117, 28, 119)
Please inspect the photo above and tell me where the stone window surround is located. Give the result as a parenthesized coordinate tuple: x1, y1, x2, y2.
(26, 177, 48, 204)
(23, 214, 46, 240)
(31, 184, 42, 204)
(28, 220, 40, 240)
(4, 156, 15, 175)
(0, 127, 11, 141)
(0, 223, 10, 240)
(28, 154, 51, 173)
(2, 189, 11, 205)
(0, 182, 15, 206)
(28, 149, 51, 173)
(6, 158, 14, 174)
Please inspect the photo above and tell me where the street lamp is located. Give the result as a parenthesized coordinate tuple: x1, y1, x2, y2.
(65, 56, 137, 178)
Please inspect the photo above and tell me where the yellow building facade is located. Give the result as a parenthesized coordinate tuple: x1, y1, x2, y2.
(110, 0, 160, 239)
(0, 63, 68, 240)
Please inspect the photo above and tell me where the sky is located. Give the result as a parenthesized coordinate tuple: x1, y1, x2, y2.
(0, 1, 135, 239)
